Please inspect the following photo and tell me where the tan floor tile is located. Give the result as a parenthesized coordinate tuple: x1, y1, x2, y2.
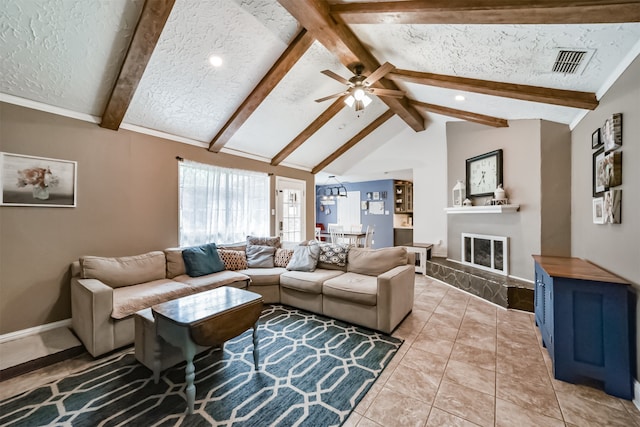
(426, 407, 481, 426)
(423, 319, 459, 341)
(355, 417, 383, 427)
(495, 353, 550, 385)
(496, 372, 563, 419)
(354, 381, 383, 415)
(364, 387, 432, 427)
(463, 308, 497, 326)
(556, 390, 636, 427)
(495, 398, 565, 427)
(412, 331, 455, 358)
(551, 378, 627, 412)
(407, 308, 434, 322)
(400, 346, 449, 373)
(385, 364, 441, 404)
(443, 359, 495, 396)
(450, 342, 496, 371)
(433, 380, 495, 427)
(455, 327, 496, 352)
(497, 338, 545, 363)
(460, 317, 496, 335)
(343, 412, 362, 427)
(430, 309, 464, 326)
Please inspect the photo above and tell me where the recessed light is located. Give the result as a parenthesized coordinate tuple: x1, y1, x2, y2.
(209, 55, 223, 67)
(455, 95, 465, 101)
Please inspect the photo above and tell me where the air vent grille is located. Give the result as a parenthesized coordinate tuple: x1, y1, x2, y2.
(552, 50, 587, 74)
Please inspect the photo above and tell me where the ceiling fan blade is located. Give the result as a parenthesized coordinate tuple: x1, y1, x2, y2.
(315, 91, 349, 103)
(320, 69, 352, 86)
(363, 62, 395, 86)
(368, 88, 404, 98)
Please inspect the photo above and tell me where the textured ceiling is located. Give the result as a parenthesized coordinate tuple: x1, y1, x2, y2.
(1, 1, 640, 182)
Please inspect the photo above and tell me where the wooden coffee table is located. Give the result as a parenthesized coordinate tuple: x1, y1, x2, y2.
(151, 286, 263, 414)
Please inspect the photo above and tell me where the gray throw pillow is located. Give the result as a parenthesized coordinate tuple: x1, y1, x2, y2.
(246, 245, 276, 268)
(286, 242, 321, 272)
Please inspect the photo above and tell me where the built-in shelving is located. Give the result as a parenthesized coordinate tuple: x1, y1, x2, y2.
(444, 204, 520, 214)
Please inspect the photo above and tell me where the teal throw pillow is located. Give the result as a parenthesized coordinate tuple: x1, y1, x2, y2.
(182, 243, 225, 277)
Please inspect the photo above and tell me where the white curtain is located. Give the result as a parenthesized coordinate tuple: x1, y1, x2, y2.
(179, 160, 269, 246)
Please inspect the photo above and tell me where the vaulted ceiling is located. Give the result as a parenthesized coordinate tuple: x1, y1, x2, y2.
(2, 1, 640, 182)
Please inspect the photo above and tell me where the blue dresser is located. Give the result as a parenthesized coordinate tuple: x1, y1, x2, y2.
(533, 255, 635, 400)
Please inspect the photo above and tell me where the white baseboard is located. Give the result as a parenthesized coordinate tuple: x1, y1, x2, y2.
(0, 319, 72, 344)
(634, 379, 640, 410)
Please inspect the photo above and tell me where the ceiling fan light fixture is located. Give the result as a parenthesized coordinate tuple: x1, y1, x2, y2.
(344, 95, 355, 108)
(362, 94, 372, 107)
(353, 87, 366, 101)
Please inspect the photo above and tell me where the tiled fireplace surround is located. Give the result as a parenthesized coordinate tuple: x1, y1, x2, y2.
(425, 258, 534, 312)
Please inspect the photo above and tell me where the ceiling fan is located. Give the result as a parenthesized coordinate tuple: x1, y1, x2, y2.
(315, 62, 404, 111)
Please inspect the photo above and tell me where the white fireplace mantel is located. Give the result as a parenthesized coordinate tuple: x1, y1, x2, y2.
(444, 204, 520, 214)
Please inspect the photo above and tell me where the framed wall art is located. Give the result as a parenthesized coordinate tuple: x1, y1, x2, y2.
(592, 147, 606, 197)
(603, 189, 622, 224)
(591, 128, 602, 149)
(0, 152, 77, 207)
(466, 149, 503, 198)
(603, 151, 622, 188)
(592, 197, 604, 224)
(602, 113, 622, 152)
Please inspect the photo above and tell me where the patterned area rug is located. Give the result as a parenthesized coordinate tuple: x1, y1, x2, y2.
(1, 305, 402, 427)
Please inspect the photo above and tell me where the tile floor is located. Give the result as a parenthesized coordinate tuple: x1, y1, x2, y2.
(1, 275, 639, 426)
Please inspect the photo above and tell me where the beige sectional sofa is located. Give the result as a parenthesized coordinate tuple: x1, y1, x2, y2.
(71, 243, 415, 357)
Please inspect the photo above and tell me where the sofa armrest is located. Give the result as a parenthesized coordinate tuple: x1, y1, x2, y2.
(71, 277, 115, 357)
(376, 264, 415, 333)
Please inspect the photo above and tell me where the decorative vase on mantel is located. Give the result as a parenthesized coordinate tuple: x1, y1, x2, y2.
(494, 184, 506, 200)
(452, 180, 465, 207)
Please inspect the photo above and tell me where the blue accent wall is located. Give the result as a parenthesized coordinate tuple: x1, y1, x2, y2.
(316, 179, 395, 248)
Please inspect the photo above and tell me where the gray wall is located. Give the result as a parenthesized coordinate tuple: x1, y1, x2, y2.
(571, 55, 640, 375)
(0, 103, 315, 334)
(446, 119, 571, 280)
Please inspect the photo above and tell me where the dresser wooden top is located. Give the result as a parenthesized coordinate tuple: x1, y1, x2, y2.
(532, 255, 629, 285)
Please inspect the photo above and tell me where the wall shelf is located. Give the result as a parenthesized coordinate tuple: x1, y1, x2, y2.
(444, 204, 520, 214)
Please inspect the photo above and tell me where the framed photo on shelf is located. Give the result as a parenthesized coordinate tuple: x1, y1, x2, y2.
(592, 147, 606, 197)
(591, 128, 602, 149)
(465, 149, 503, 197)
(0, 152, 77, 207)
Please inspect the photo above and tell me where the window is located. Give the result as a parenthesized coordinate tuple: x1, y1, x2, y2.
(179, 160, 269, 246)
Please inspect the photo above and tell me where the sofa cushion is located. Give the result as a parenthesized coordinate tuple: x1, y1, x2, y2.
(81, 251, 166, 288)
(182, 243, 225, 277)
(111, 279, 193, 319)
(347, 247, 408, 276)
(164, 248, 186, 278)
(318, 243, 350, 267)
(218, 249, 248, 270)
(274, 248, 294, 268)
(173, 270, 250, 291)
(286, 242, 321, 272)
(323, 273, 378, 306)
(246, 245, 276, 268)
(240, 267, 286, 286)
(246, 235, 281, 248)
(280, 269, 344, 294)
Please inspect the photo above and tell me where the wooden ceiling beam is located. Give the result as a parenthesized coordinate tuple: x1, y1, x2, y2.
(209, 29, 315, 152)
(411, 100, 508, 128)
(271, 96, 347, 166)
(100, 0, 176, 130)
(278, 0, 425, 132)
(312, 109, 395, 174)
(390, 69, 599, 110)
(331, 1, 640, 24)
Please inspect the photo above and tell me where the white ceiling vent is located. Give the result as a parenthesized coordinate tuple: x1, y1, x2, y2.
(551, 48, 595, 75)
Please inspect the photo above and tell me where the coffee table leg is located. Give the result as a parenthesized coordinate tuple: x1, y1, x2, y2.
(252, 323, 259, 370)
(184, 341, 197, 414)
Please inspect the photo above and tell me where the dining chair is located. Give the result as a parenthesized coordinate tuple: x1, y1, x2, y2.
(328, 224, 345, 245)
(314, 227, 322, 241)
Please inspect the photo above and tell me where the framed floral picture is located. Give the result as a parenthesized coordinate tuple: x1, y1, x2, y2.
(0, 152, 77, 207)
(591, 128, 602, 149)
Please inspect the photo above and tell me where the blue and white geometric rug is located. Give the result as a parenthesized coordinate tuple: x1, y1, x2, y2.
(0, 305, 402, 427)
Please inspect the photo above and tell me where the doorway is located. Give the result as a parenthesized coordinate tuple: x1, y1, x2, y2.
(276, 177, 306, 244)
